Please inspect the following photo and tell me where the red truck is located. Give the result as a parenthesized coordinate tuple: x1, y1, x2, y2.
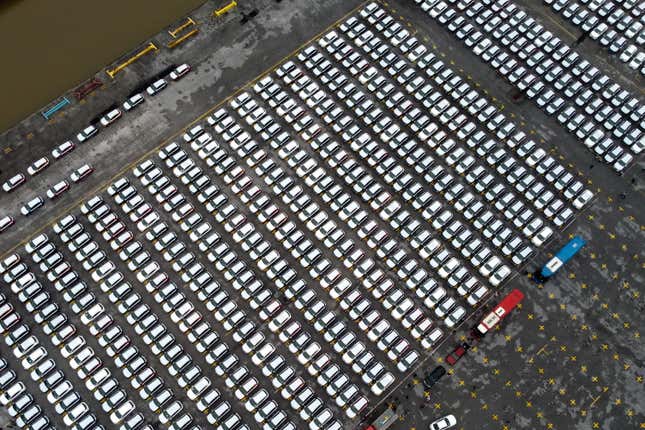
(476, 289, 525, 336)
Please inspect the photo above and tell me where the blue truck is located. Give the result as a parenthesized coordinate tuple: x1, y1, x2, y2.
(536, 236, 586, 281)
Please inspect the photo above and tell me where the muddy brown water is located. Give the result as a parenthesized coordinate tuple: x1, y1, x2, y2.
(0, 0, 204, 133)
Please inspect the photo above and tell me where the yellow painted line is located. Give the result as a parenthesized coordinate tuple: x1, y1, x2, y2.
(0, 1, 369, 262)
(588, 395, 602, 409)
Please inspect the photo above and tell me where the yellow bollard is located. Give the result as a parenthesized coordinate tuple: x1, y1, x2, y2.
(214, 0, 237, 17)
(169, 17, 196, 38)
(106, 42, 158, 79)
(167, 29, 199, 49)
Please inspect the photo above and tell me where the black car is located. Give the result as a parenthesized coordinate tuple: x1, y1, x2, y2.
(423, 365, 446, 389)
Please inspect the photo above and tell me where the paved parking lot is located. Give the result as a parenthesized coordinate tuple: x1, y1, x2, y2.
(0, 0, 643, 430)
(543, 0, 644, 75)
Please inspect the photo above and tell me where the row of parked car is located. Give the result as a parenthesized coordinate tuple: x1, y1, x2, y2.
(0, 321, 57, 430)
(258, 46, 520, 310)
(1, 258, 104, 430)
(146, 136, 391, 422)
(220, 90, 452, 342)
(0, 360, 51, 429)
(30, 233, 203, 430)
(0, 164, 94, 233)
(241, 78, 472, 334)
(19, 235, 169, 429)
(545, 0, 645, 73)
(153, 92, 477, 416)
(348, 5, 595, 212)
(0, 64, 193, 235)
(132, 161, 365, 429)
(25, 224, 205, 430)
(62, 198, 264, 430)
(186, 117, 426, 368)
(172, 61, 489, 419)
(415, 0, 642, 173)
(102, 167, 358, 429)
(297, 32, 554, 256)
(227, 82, 465, 358)
(104, 173, 314, 430)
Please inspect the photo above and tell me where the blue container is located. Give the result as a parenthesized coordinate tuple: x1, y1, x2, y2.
(540, 236, 586, 279)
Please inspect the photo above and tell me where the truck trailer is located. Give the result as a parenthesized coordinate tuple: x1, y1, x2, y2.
(536, 236, 586, 282)
(475, 289, 525, 336)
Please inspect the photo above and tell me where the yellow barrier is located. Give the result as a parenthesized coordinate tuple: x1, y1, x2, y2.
(167, 28, 199, 49)
(214, 0, 237, 17)
(106, 42, 158, 79)
(169, 17, 196, 38)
